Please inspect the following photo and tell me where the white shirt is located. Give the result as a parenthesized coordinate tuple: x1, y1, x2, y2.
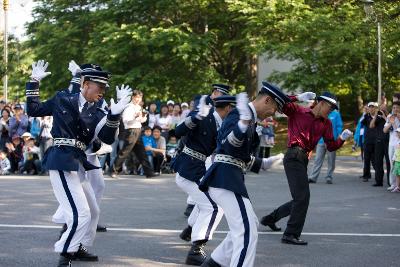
(385, 114, 400, 146)
(78, 93, 94, 112)
(122, 102, 147, 129)
(40, 116, 53, 139)
(155, 114, 172, 131)
(148, 113, 157, 128)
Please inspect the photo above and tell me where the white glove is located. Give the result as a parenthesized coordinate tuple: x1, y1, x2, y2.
(110, 85, 132, 115)
(297, 92, 316, 102)
(116, 84, 132, 101)
(340, 129, 353, 141)
(261, 153, 284, 170)
(196, 95, 212, 119)
(236, 93, 252, 121)
(30, 60, 51, 81)
(68, 60, 82, 76)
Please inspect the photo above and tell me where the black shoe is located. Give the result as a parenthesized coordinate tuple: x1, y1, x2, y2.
(58, 223, 68, 240)
(146, 172, 159, 178)
(58, 253, 73, 267)
(281, 234, 308, 245)
(201, 257, 221, 267)
(96, 224, 107, 232)
(363, 177, 370, 182)
(73, 244, 98, 261)
(180, 225, 192, 242)
(308, 179, 316, 184)
(184, 204, 195, 217)
(260, 215, 281, 232)
(372, 183, 383, 187)
(185, 240, 207, 266)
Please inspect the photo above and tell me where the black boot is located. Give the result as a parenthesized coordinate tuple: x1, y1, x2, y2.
(57, 253, 73, 267)
(185, 240, 207, 266)
(184, 204, 195, 217)
(260, 215, 281, 231)
(201, 257, 221, 267)
(179, 225, 192, 242)
(58, 223, 68, 240)
(73, 244, 98, 261)
(96, 224, 107, 232)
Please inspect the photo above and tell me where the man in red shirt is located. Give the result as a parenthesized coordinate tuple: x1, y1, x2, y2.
(260, 91, 353, 245)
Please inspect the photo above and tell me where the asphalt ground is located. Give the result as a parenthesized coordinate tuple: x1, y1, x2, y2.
(0, 157, 399, 267)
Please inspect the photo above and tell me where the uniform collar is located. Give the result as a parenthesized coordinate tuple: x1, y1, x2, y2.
(213, 110, 222, 127)
(79, 93, 94, 110)
(248, 102, 258, 122)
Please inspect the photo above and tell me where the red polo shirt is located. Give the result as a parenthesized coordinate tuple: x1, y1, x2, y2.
(282, 96, 344, 153)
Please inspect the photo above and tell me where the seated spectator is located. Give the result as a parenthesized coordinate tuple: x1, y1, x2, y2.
(166, 135, 178, 162)
(0, 150, 11, 175)
(9, 104, 29, 138)
(21, 137, 41, 175)
(5, 135, 24, 173)
(142, 126, 157, 169)
(152, 126, 166, 174)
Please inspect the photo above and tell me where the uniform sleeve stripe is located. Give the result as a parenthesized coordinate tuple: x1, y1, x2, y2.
(227, 131, 243, 147)
(184, 117, 196, 129)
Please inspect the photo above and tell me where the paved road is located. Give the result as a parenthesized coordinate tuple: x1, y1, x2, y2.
(0, 157, 399, 267)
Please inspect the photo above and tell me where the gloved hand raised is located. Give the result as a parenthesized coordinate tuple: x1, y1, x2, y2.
(110, 85, 132, 115)
(236, 93, 252, 121)
(68, 60, 82, 76)
(297, 92, 316, 102)
(196, 95, 212, 119)
(31, 60, 51, 81)
(261, 153, 284, 170)
(340, 129, 353, 141)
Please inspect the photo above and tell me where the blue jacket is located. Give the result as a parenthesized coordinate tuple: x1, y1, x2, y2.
(26, 81, 120, 171)
(199, 107, 262, 199)
(171, 109, 218, 182)
(354, 114, 366, 147)
(318, 109, 343, 144)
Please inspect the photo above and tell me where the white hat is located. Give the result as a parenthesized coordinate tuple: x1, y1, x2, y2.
(167, 100, 175, 105)
(21, 132, 32, 138)
(181, 102, 189, 108)
(367, 102, 378, 107)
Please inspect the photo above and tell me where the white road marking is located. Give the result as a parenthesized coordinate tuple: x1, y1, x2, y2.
(0, 224, 399, 237)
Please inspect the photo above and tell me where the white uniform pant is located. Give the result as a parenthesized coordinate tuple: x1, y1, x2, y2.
(50, 170, 93, 253)
(176, 174, 224, 242)
(208, 187, 259, 267)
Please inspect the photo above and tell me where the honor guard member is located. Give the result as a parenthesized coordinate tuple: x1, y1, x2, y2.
(198, 84, 288, 267)
(173, 95, 236, 265)
(52, 61, 114, 239)
(26, 60, 132, 267)
(260, 90, 353, 245)
(183, 83, 232, 217)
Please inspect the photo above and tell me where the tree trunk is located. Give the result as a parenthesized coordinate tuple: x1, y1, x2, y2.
(246, 54, 258, 99)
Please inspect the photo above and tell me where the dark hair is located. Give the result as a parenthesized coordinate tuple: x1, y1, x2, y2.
(160, 104, 169, 117)
(393, 93, 400, 100)
(152, 125, 162, 132)
(132, 89, 143, 97)
(1, 108, 10, 117)
(392, 101, 400, 107)
(143, 126, 152, 131)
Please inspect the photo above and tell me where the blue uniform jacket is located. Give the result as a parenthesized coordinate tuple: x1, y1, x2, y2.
(171, 109, 217, 182)
(199, 108, 262, 199)
(26, 81, 120, 171)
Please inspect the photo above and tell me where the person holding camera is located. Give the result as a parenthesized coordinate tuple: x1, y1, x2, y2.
(369, 103, 390, 187)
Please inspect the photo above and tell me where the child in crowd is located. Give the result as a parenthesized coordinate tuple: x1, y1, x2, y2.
(391, 128, 400, 193)
(262, 116, 278, 146)
(5, 135, 24, 173)
(142, 126, 157, 169)
(0, 150, 11, 175)
(21, 137, 41, 174)
(166, 135, 178, 161)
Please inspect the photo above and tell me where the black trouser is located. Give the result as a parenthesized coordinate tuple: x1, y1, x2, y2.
(374, 139, 390, 185)
(112, 128, 154, 176)
(152, 152, 164, 173)
(258, 146, 271, 158)
(363, 143, 375, 178)
(269, 147, 309, 237)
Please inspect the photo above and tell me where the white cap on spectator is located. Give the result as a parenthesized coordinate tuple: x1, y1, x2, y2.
(21, 132, 32, 138)
(181, 102, 188, 108)
(395, 127, 400, 133)
(367, 102, 378, 107)
(167, 100, 175, 106)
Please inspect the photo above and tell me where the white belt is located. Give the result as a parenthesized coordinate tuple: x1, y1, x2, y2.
(183, 146, 207, 162)
(53, 138, 87, 151)
(214, 154, 246, 171)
